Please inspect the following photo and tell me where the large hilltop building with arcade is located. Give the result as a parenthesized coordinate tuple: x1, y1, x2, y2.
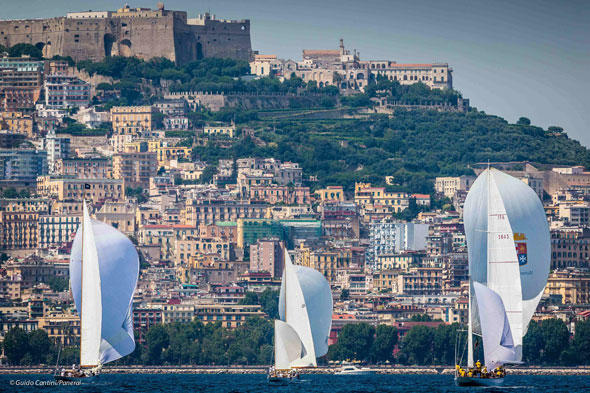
(0, 3, 252, 64)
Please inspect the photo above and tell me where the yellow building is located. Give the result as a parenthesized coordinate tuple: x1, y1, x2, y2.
(0, 198, 50, 213)
(373, 270, 398, 292)
(394, 267, 443, 295)
(0, 211, 38, 249)
(354, 182, 409, 213)
(174, 237, 233, 267)
(203, 124, 236, 138)
(377, 253, 422, 270)
(111, 106, 153, 136)
(37, 314, 80, 346)
(545, 269, 590, 304)
(36, 176, 125, 202)
(154, 146, 193, 169)
(162, 303, 195, 324)
(298, 244, 352, 283)
(315, 186, 344, 202)
(0, 111, 34, 137)
(195, 303, 265, 328)
(112, 151, 158, 188)
(95, 201, 136, 235)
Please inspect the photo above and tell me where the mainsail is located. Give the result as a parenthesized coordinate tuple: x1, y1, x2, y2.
(70, 202, 140, 365)
(473, 282, 518, 370)
(464, 168, 550, 366)
(274, 320, 305, 370)
(275, 252, 333, 369)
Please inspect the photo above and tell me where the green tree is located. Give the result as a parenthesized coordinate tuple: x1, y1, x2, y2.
(540, 318, 570, 365)
(258, 289, 279, 320)
(573, 320, 590, 364)
(238, 289, 279, 319)
(330, 323, 375, 361)
(47, 276, 69, 292)
(145, 325, 169, 365)
(399, 325, 433, 365)
(517, 117, 531, 126)
(9, 43, 43, 58)
(199, 165, 217, 184)
(3, 328, 30, 365)
(523, 320, 543, 364)
(547, 126, 564, 133)
(340, 288, 350, 301)
(152, 112, 165, 129)
(432, 323, 461, 365)
(126, 186, 148, 204)
(28, 329, 52, 364)
(370, 325, 398, 363)
(410, 314, 432, 322)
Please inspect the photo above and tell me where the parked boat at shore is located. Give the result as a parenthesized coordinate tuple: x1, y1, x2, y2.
(335, 363, 373, 375)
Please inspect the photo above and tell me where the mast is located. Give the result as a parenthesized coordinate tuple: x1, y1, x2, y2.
(284, 252, 289, 369)
(80, 200, 85, 366)
(468, 166, 490, 368)
(467, 275, 473, 367)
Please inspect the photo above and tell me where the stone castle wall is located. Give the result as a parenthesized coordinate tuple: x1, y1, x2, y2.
(0, 9, 251, 64)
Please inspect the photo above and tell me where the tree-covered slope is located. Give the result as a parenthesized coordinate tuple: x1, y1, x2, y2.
(195, 109, 590, 193)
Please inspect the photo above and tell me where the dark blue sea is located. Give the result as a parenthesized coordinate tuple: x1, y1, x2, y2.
(1, 374, 589, 392)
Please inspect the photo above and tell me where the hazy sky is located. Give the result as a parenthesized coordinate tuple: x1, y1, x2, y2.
(3, 0, 589, 145)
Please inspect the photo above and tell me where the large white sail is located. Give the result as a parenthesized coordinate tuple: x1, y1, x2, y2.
(473, 282, 518, 370)
(77, 202, 102, 367)
(274, 320, 305, 370)
(70, 203, 139, 365)
(486, 171, 523, 354)
(278, 252, 333, 367)
(491, 169, 550, 335)
(464, 168, 550, 363)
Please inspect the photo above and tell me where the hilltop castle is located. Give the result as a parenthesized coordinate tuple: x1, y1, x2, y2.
(0, 3, 252, 64)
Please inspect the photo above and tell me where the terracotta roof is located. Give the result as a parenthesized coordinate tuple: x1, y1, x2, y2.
(388, 63, 434, 68)
(303, 50, 340, 56)
(143, 224, 195, 229)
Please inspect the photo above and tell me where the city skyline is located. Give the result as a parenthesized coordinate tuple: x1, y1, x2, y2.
(2, 0, 589, 146)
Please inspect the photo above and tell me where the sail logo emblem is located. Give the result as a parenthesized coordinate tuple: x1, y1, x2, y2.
(514, 232, 528, 266)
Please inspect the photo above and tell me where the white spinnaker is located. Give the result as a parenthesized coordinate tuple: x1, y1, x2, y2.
(486, 171, 523, 354)
(491, 169, 550, 335)
(70, 205, 139, 365)
(278, 253, 316, 366)
(77, 202, 102, 367)
(278, 253, 333, 366)
(473, 282, 518, 370)
(274, 320, 305, 370)
(464, 168, 549, 357)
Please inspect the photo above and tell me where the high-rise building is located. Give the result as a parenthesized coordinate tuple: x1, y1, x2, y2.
(111, 106, 153, 136)
(367, 221, 429, 270)
(0, 57, 44, 111)
(112, 151, 157, 188)
(249, 238, 284, 278)
(44, 131, 70, 174)
(551, 227, 590, 269)
(44, 74, 90, 108)
(0, 149, 47, 182)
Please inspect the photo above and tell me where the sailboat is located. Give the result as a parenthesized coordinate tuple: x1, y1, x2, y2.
(268, 252, 333, 383)
(455, 168, 550, 386)
(55, 201, 139, 380)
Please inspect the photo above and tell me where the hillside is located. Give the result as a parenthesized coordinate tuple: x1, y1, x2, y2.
(10, 49, 584, 193)
(194, 109, 590, 193)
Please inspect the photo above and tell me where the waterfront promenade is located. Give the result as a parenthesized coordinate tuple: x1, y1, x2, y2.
(1, 365, 589, 375)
